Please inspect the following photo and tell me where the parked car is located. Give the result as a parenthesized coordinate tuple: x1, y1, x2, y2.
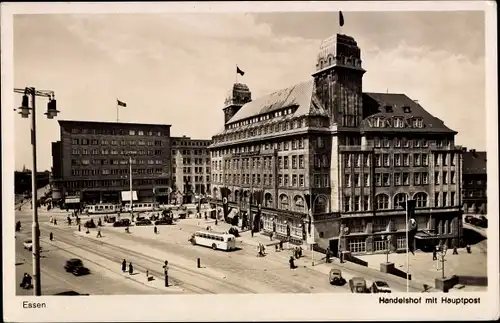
(64, 258, 90, 276)
(370, 280, 392, 293)
(178, 213, 187, 219)
(477, 216, 488, 228)
(329, 269, 346, 286)
(113, 219, 131, 227)
(349, 277, 369, 293)
(23, 239, 42, 252)
(135, 219, 152, 226)
(464, 215, 474, 224)
(155, 218, 173, 225)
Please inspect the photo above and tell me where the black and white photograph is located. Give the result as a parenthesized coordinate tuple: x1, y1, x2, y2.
(1, 1, 498, 322)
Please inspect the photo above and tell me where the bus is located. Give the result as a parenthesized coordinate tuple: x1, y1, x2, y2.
(189, 231, 237, 251)
(84, 203, 120, 214)
(123, 202, 159, 213)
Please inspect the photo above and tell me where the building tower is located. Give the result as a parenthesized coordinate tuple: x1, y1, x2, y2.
(223, 83, 252, 124)
(312, 34, 366, 129)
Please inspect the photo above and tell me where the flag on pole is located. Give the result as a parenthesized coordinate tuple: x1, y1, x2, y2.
(117, 99, 127, 107)
(339, 11, 345, 27)
(236, 66, 245, 76)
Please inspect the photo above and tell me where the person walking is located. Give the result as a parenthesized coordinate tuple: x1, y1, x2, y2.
(121, 259, 127, 272)
(49, 232, 53, 241)
(279, 240, 284, 251)
(453, 245, 458, 255)
(251, 229, 254, 238)
(289, 256, 297, 269)
(432, 247, 438, 260)
(466, 244, 472, 253)
(215, 218, 218, 226)
(163, 261, 169, 287)
(78, 224, 81, 232)
(96, 229, 102, 238)
(154, 226, 158, 234)
(128, 262, 134, 275)
(54, 218, 57, 225)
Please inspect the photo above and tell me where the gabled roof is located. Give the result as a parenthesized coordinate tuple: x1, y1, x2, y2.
(360, 93, 456, 134)
(463, 150, 487, 174)
(227, 80, 327, 124)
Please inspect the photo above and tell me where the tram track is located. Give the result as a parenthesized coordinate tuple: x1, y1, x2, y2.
(41, 224, 255, 294)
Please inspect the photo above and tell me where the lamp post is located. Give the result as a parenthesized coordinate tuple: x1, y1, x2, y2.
(438, 244, 448, 279)
(306, 194, 321, 266)
(14, 87, 60, 296)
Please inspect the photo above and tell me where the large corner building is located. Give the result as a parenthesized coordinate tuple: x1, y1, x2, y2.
(51, 120, 172, 206)
(209, 33, 463, 255)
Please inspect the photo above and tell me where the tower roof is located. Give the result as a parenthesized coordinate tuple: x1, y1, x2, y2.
(224, 83, 251, 107)
(315, 33, 363, 73)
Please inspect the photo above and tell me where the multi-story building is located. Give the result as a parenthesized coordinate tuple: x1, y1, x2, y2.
(171, 136, 211, 204)
(209, 33, 463, 255)
(51, 120, 172, 207)
(461, 148, 487, 214)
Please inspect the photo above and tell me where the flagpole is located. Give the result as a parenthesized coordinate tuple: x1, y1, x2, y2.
(406, 199, 410, 293)
(235, 65, 238, 83)
(116, 99, 119, 122)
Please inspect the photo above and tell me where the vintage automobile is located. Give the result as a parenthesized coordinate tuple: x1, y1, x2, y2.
(23, 239, 42, 252)
(370, 280, 392, 293)
(329, 269, 346, 286)
(155, 218, 173, 225)
(349, 277, 370, 293)
(64, 258, 90, 276)
(135, 219, 153, 226)
(113, 219, 131, 227)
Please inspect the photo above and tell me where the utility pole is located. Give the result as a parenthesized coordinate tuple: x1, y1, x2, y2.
(129, 155, 134, 221)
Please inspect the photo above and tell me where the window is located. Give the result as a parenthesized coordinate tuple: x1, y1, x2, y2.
(382, 173, 390, 186)
(394, 154, 401, 166)
(292, 175, 297, 187)
(354, 196, 361, 211)
(414, 154, 421, 166)
(403, 172, 409, 185)
(451, 153, 455, 166)
(396, 237, 406, 250)
(292, 156, 297, 169)
(363, 155, 370, 167)
(394, 193, 407, 209)
(443, 153, 448, 166)
(374, 138, 381, 147)
(375, 154, 382, 167)
(284, 175, 289, 186)
(299, 155, 305, 168)
(348, 238, 366, 253)
(435, 172, 440, 185)
(422, 173, 429, 184)
(344, 196, 351, 212)
(442, 192, 448, 206)
(279, 175, 283, 186)
(373, 218, 388, 232)
(363, 196, 369, 211)
(451, 171, 456, 184)
(129, 130, 136, 135)
(434, 154, 440, 166)
(314, 174, 321, 188)
(394, 173, 401, 186)
(72, 139, 79, 145)
(345, 174, 351, 187)
(299, 175, 305, 187)
(375, 194, 389, 210)
(383, 154, 390, 167)
(375, 173, 382, 186)
(363, 174, 369, 187)
(403, 154, 410, 166)
(451, 192, 456, 206)
(443, 171, 448, 185)
(435, 193, 440, 207)
(395, 138, 401, 147)
(354, 174, 360, 187)
(414, 192, 428, 208)
(345, 154, 351, 167)
(414, 172, 421, 185)
(422, 154, 428, 166)
(354, 154, 360, 167)
(284, 156, 289, 169)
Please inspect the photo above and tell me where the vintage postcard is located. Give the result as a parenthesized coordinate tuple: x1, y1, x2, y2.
(1, 1, 498, 322)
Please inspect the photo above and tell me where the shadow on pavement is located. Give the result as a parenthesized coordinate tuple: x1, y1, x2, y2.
(462, 228, 486, 245)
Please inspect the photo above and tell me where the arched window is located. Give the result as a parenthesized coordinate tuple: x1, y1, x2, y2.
(328, 56, 333, 65)
(265, 192, 273, 208)
(294, 195, 305, 212)
(314, 196, 327, 213)
(375, 194, 390, 210)
(280, 194, 289, 210)
(213, 187, 219, 199)
(414, 192, 428, 208)
(394, 193, 407, 209)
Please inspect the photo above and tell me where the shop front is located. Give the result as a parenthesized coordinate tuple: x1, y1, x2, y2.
(261, 209, 306, 245)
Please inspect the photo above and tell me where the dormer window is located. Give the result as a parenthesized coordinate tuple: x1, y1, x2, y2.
(384, 105, 393, 113)
(403, 106, 411, 113)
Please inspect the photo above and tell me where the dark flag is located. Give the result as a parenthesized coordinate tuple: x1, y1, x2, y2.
(304, 193, 316, 235)
(236, 66, 245, 76)
(221, 187, 229, 220)
(339, 11, 345, 27)
(117, 99, 127, 107)
(400, 199, 418, 254)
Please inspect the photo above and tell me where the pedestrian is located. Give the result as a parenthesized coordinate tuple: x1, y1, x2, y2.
(433, 246, 438, 260)
(275, 244, 279, 252)
(54, 218, 57, 225)
(298, 246, 303, 258)
(453, 245, 458, 255)
(215, 218, 218, 226)
(86, 228, 90, 234)
(96, 230, 102, 238)
(270, 232, 273, 241)
(78, 224, 81, 232)
(251, 229, 254, 237)
(128, 262, 134, 275)
(154, 226, 158, 234)
(289, 256, 296, 269)
(466, 244, 471, 253)
(163, 261, 169, 287)
(121, 259, 127, 272)
(279, 240, 284, 251)
(49, 232, 53, 241)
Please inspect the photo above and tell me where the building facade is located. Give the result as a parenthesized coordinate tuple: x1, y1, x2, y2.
(461, 148, 487, 214)
(171, 136, 211, 204)
(209, 33, 463, 255)
(51, 120, 172, 206)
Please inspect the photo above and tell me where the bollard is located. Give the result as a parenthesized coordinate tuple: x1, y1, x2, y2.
(197, 258, 201, 268)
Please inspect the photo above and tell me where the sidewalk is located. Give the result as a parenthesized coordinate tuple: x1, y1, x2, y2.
(44, 235, 183, 294)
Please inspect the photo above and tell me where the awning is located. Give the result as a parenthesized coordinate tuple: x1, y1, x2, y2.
(227, 208, 239, 219)
(415, 231, 438, 240)
(65, 197, 80, 204)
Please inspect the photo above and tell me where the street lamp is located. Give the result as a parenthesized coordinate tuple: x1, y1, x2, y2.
(14, 87, 60, 296)
(437, 244, 448, 279)
(305, 193, 321, 266)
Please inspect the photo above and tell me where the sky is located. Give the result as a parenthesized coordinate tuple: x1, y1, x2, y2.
(12, 10, 486, 171)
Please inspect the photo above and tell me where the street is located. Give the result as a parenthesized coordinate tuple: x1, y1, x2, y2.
(15, 205, 433, 295)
